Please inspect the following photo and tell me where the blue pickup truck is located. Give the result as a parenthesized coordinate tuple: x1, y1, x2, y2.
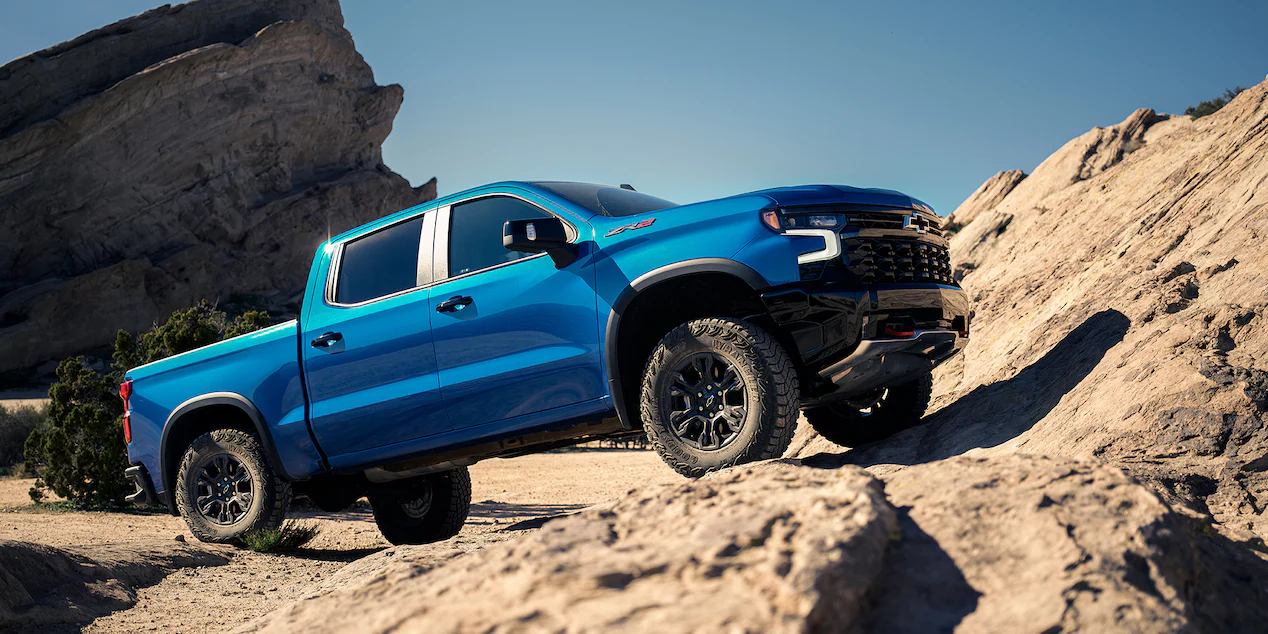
(120, 181, 969, 544)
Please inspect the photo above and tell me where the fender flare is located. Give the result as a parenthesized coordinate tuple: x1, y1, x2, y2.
(159, 392, 293, 512)
(604, 258, 769, 429)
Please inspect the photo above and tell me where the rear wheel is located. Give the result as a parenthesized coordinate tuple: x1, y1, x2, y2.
(369, 468, 471, 545)
(175, 429, 290, 544)
(804, 373, 933, 447)
(640, 317, 800, 478)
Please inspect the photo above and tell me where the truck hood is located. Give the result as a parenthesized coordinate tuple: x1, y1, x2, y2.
(742, 184, 935, 214)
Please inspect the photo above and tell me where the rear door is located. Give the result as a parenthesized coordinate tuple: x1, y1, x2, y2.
(301, 209, 451, 457)
(428, 193, 604, 430)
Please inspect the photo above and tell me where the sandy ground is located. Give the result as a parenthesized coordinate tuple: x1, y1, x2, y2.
(1, 449, 679, 633)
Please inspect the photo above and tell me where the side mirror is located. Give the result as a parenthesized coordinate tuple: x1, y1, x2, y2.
(503, 217, 579, 269)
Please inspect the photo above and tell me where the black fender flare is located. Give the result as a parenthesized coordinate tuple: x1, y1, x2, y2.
(159, 392, 292, 512)
(604, 258, 769, 429)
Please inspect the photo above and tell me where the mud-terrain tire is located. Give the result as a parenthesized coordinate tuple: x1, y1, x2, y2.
(804, 373, 934, 447)
(369, 467, 472, 545)
(640, 317, 800, 478)
(175, 429, 291, 544)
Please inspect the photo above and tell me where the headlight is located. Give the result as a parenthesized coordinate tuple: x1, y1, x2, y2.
(759, 206, 844, 232)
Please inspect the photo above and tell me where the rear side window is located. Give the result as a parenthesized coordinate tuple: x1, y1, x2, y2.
(335, 216, 423, 304)
(449, 197, 551, 277)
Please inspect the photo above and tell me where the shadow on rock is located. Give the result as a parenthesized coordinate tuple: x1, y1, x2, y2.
(808, 308, 1131, 469)
(862, 508, 980, 633)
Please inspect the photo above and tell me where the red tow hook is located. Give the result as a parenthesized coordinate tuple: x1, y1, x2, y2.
(885, 325, 917, 338)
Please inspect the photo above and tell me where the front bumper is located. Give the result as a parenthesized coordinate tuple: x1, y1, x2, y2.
(761, 282, 970, 403)
(813, 330, 965, 403)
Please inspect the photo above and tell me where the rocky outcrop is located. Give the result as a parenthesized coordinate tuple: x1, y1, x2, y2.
(833, 77, 1268, 542)
(1, 539, 229, 628)
(943, 168, 1025, 235)
(0, 0, 435, 376)
(244, 455, 1268, 633)
(243, 461, 897, 634)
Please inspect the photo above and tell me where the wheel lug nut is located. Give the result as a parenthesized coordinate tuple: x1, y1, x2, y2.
(698, 406, 704, 411)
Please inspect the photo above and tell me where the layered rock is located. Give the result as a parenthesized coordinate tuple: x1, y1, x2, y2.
(943, 168, 1025, 235)
(0, 0, 435, 376)
(835, 77, 1268, 541)
(244, 455, 1268, 633)
(243, 461, 896, 634)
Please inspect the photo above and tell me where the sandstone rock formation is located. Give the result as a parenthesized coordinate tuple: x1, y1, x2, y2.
(0, 0, 435, 377)
(836, 77, 1268, 543)
(1, 539, 229, 628)
(943, 168, 1025, 236)
(244, 461, 896, 634)
(243, 455, 1268, 634)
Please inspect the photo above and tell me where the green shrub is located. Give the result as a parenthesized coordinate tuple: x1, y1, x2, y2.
(1184, 86, 1246, 119)
(24, 300, 271, 507)
(241, 520, 322, 553)
(0, 403, 45, 471)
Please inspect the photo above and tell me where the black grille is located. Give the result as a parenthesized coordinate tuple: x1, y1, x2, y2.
(842, 237, 954, 284)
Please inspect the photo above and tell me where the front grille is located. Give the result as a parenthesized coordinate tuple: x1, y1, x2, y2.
(842, 237, 954, 284)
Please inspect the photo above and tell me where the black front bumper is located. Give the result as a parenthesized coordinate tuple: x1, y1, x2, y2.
(761, 283, 970, 403)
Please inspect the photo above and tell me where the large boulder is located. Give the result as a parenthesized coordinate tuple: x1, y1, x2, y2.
(0, 0, 434, 376)
(242, 461, 897, 634)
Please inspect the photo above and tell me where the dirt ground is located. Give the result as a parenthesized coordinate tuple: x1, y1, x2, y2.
(1, 449, 679, 633)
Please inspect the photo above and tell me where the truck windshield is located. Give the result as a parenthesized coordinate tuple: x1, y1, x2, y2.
(534, 182, 678, 217)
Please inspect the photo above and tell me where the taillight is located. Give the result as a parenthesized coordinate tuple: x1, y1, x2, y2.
(120, 379, 133, 444)
(885, 325, 916, 338)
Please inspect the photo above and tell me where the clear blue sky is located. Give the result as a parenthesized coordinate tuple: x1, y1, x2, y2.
(2, 1, 1265, 213)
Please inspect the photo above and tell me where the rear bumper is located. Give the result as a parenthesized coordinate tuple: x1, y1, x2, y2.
(124, 464, 158, 507)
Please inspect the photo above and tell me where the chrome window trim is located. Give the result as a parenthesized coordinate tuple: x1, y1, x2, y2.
(432, 192, 577, 285)
(324, 208, 438, 309)
(417, 210, 437, 287)
(432, 205, 451, 281)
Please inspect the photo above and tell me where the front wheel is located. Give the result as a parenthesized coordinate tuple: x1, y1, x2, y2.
(175, 429, 291, 544)
(640, 317, 800, 478)
(369, 468, 471, 545)
(804, 373, 934, 447)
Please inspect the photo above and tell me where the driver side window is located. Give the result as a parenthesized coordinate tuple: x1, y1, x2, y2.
(448, 196, 551, 277)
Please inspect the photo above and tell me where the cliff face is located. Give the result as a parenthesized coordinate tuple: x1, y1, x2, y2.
(0, 0, 435, 376)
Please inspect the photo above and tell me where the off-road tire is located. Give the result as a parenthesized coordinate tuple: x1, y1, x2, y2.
(175, 429, 291, 544)
(804, 373, 934, 447)
(369, 467, 471, 545)
(640, 317, 800, 478)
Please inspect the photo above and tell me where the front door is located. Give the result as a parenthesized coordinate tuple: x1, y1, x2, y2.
(301, 209, 451, 458)
(428, 193, 604, 430)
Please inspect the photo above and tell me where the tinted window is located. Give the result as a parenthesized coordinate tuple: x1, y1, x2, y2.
(449, 197, 551, 276)
(335, 216, 423, 304)
(534, 182, 678, 217)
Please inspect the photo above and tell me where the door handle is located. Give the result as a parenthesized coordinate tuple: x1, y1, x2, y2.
(436, 295, 473, 313)
(311, 332, 343, 348)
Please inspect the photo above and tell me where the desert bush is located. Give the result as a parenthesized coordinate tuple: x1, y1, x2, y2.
(241, 520, 321, 552)
(24, 301, 271, 507)
(1185, 87, 1246, 119)
(0, 403, 46, 473)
